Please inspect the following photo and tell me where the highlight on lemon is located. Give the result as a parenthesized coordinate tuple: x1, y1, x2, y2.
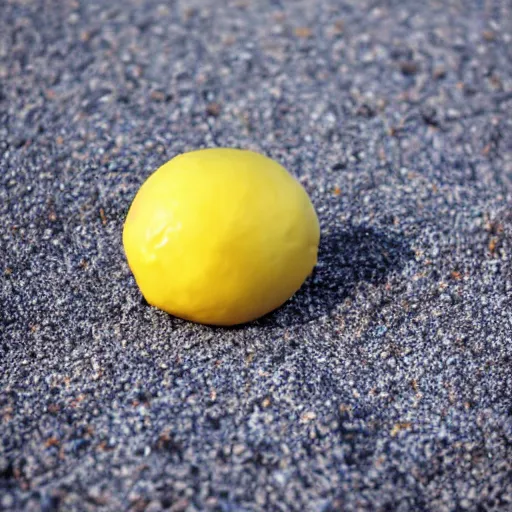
(123, 148, 320, 326)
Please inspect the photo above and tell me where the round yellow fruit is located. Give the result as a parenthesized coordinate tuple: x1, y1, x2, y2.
(122, 148, 320, 326)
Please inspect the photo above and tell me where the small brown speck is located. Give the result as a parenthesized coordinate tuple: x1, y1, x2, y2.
(374, 455, 387, 468)
(183, 7, 197, 20)
(451, 271, 462, 281)
(482, 30, 496, 42)
(49, 211, 57, 222)
(333, 186, 341, 196)
(72, 151, 86, 160)
(4, 268, 12, 276)
(79, 259, 88, 270)
(399, 60, 419, 75)
(150, 90, 166, 102)
(333, 19, 344, 34)
(223, 35, 236, 46)
(489, 237, 497, 255)
(56, 136, 64, 145)
(48, 404, 60, 414)
(80, 30, 91, 42)
(262, 397, 271, 408)
(412, 272, 426, 282)
(69, 394, 85, 408)
(482, 143, 492, 156)
(339, 404, 352, 415)
(45, 437, 60, 448)
(301, 411, 317, 423)
(411, 379, 419, 392)
(2, 406, 13, 423)
(294, 27, 313, 38)
(97, 441, 111, 452)
(206, 102, 221, 117)
(210, 389, 217, 401)
(388, 124, 404, 137)
(99, 208, 107, 226)
(484, 218, 504, 235)
(390, 422, 412, 437)
(489, 74, 502, 89)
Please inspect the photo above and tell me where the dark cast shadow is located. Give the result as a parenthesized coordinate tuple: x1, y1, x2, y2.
(254, 225, 413, 328)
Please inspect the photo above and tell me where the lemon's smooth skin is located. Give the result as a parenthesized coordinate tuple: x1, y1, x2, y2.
(123, 148, 320, 326)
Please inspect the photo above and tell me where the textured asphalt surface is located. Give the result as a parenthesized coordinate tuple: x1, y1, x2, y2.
(1, 0, 512, 510)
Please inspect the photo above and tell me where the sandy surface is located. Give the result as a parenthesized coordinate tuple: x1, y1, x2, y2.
(1, 0, 511, 510)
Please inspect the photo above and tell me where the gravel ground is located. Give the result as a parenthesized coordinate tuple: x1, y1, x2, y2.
(1, 0, 512, 510)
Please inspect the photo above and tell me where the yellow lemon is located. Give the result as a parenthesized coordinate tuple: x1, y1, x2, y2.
(123, 148, 320, 326)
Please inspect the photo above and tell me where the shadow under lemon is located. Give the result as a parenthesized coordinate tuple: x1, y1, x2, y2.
(254, 224, 413, 327)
